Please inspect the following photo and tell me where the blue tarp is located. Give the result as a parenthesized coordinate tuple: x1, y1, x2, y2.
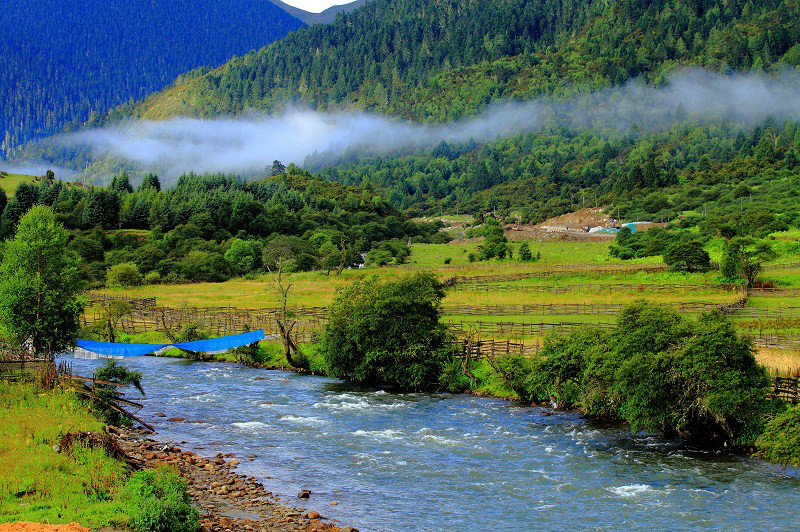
(75, 329, 265, 357)
(76, 339, 170, 357)
(173, 330, 265, 353)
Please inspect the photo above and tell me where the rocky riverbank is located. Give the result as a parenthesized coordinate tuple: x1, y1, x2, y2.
(113, 427, 355, 532)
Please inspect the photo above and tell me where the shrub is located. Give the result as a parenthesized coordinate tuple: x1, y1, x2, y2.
(180, 251, 232, 282)
(495, 301, 771, 447)
(106, 262, 143, 288)
(518, 242, 533, 262)
(443, 257, 452, 264)
(91, 359, 144, 426)
(144, 271, 161, 284)
(122, 466, 199, 532)
(663, 240, 710, 272)
(321, 272, 455, 390)
(756, 405, 800, 467)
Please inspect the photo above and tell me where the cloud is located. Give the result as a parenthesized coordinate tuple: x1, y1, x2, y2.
(52, 67, 800, 180)
(0, 162, 77, 180)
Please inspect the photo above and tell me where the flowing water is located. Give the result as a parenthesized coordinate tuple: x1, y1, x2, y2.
(65, 355, 800, 531)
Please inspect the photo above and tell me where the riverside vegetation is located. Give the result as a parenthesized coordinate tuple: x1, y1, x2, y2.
(4, 0, 800, 527)
(0, 200, 799, 531)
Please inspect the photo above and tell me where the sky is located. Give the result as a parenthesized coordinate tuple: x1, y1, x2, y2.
(278, 0, 357, 13)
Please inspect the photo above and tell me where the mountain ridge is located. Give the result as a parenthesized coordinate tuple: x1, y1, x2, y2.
(267, 0, 369, 25)
(0, 0, 303, 158)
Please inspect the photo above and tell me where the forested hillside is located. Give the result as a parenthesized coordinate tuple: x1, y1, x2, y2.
(126, 0, 800, 121)
(0, 168, 446, 287)
(0, 0, 302, 158)
(25, 0, 800, 232)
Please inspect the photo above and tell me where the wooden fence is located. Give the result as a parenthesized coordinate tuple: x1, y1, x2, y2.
(772, 376, 800, 404)
(82, 302, 327, 341)
(87, 293, 157, 308)
(444, 265, 667, 287)
(448, 282, 743, 293)
(441, 299, 747, 317)
(449, 338, 540, 359)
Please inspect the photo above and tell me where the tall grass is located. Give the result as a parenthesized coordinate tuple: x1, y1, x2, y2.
(0, 382, 129, 527)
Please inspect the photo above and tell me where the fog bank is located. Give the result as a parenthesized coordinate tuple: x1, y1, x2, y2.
(53, 68, 800, 180)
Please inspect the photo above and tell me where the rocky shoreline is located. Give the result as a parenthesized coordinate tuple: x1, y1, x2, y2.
(113, 427, 355, 532)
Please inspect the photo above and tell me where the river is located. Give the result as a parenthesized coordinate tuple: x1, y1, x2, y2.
(64, 355, 800, 531)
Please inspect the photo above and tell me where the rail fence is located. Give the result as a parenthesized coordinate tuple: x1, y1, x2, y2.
(448, 282, 743, 293)
(448, 338, 540, 359)
(82, 302, 327, 342)
(772, 376, 800, 404)
(444, 265, 667, 287)
(87, 293, 157, 308)
(441, 299, 747, 317)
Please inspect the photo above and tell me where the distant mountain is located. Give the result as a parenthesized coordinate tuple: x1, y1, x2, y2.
(0, 0, 303, 158)
(25, 0, 800, 229)
(124, 0, 800, 123)
(268, 0, 368, 25)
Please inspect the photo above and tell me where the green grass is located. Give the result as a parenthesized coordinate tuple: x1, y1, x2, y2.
(0, 382, 130, 528)
(0, 173, 35, 196)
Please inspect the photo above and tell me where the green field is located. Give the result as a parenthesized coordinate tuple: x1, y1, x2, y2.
(95, 237, 800, 375)
(0, 382, 130, 527)
(0, 173, 35, 196)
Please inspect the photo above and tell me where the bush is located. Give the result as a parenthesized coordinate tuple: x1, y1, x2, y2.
(122, 466, 199, 532)
(518, 242, 533, 262)
(144, 271, 161, 284)
(91, 359, 144, 426)
(663, 240, 710, 272)
(106, 262, 143, 288)
(180, 251, 232, 282)
(320, 272, 455, 390)
(756, 405, 800, 467)
(495, 301, 771, 447)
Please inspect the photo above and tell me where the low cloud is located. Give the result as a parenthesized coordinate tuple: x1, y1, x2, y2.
(51, 67, 800, 180)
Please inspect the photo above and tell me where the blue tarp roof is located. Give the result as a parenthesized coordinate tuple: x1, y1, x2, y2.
(75, 329, 265, 357)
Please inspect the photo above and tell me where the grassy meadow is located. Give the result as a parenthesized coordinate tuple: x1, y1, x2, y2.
(0, 382, 130, 528)
(0, 173, 35, 196)
(93, 235, 800, 376)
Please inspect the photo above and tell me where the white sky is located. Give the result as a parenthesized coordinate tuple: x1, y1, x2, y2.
(279, 0, 357, 13)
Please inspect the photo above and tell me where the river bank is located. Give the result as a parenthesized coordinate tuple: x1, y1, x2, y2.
(113, 426, 350, 532)
(0, 377, 354, 532)
(66, 355, 800, 531)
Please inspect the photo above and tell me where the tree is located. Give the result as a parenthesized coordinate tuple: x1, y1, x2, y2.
(106, 262, 143, 288)
(180, 251, 232, 282)
(272, 160, 286, 176)
(224, 238, 258, 275)
(321, 273, 454, 390)
(110, 172, 134, 194)
(139, 173, 161, 192)
(721, 237, 776, 287)
(519, 242, 533, 262)
(266, 257, 302, 368)
(0, 206, 84, 359)
(663, 240, 711, 272)
(478, 218, 509, 260)
(99, 300, 133, 342)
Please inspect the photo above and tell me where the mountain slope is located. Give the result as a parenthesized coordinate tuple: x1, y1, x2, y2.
(27, 0, 800, 232)
(0, 0, 303, 158)
(126, 0, 800, 122)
